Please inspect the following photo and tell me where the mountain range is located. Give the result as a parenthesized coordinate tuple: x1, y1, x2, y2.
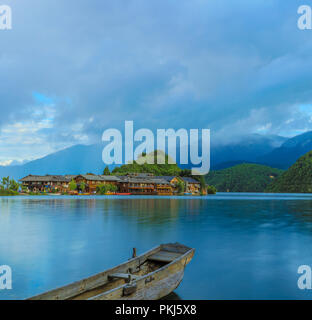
(257, 131, 312, 169)
(1, 131, 312, 180)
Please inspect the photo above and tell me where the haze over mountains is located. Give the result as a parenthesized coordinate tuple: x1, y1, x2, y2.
(1, 131, 312, 180)
(257, 131, 312, 169)
(211, 134, 287, 170)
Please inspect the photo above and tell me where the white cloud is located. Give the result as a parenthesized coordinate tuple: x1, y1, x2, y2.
(0, 0, 312, 161)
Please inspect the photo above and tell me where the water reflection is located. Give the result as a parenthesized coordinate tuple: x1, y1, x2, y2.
(0, 194, 312, 300)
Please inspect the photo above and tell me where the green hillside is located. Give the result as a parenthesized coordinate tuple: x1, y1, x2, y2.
(113, 161, 182, 176)
(112, 151, 182, 176)
(266, 150, 312, 193)
(205, 163, 283, 192)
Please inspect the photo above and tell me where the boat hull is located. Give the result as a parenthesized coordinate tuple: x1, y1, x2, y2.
(92, 248, 194, 300)
(28, 243, 194, 300)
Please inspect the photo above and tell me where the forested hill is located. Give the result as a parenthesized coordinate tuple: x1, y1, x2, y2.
(112, 161, 182, 176)
(266, 150, 312, 193)
(205, 163, 283, 192)
(112, 152, 182, 176)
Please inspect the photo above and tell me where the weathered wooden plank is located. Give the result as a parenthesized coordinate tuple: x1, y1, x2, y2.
(148, 251, 182, 263)
(108, 273, 140, 281)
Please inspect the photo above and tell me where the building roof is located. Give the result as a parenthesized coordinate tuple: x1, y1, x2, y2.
(154, 176, 177, 183)
(119, 177, 153, 184)
(151, 178, 171, 185)
(125, 173, 155, 178)
(76, 174, 121, 182)
(19, 175, 71, 182)
(119, 176, 170, 185)
(180, 177, 200, 184)
(19, 174, 170, 185)
(75, 174, 104, 181)
(64, 175, 78, 180)
(99, 175, 121, 182)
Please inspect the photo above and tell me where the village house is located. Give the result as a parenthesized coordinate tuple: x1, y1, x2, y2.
(153, 178, 173, 195)
(154, 176, 180, 193)
(180, 177, 201, 194)
(73, 174, 121, 193)
(118, 173, 173, 195)
(19, 175, 71, 193)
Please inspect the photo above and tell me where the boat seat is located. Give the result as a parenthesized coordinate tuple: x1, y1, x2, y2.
(148, 250, 181, 263)
(108, 273, 139, 282)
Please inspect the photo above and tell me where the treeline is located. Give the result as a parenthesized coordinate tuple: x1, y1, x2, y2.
(205, 163, 283, 192)
(112, 162, 182, 177)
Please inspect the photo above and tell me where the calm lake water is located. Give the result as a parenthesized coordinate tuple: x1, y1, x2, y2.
(1, 193, 312, 300)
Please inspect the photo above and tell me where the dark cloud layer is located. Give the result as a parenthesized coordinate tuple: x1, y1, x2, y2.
(0, 0, 312, 160)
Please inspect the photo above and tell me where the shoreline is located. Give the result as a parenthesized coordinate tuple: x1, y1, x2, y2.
(1, 192, 312, 197)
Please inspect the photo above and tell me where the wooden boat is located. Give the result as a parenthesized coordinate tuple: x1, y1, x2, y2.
(115, 193, 131, 196)
(28, 243, 194, 300)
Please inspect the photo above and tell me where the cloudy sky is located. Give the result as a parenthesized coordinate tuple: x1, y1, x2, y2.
(0, 0, 312, 164)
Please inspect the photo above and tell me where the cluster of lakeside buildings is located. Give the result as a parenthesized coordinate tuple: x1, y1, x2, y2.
(19, 173, 202, 195)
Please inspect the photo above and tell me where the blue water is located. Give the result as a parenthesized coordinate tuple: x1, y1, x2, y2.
(1, 193, 312, 300)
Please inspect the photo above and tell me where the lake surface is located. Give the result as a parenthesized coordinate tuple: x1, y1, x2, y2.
(1, 193, 312, 300)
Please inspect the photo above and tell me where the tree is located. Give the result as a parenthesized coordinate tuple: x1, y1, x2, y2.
(207, 185, 217, 194)
(1, 176, 9, 190)
(103, 166, 111, 175)
(96, 183, 117, 194)
(176, 180, 185, 194)
(196, 175, 206, 194)
(109, 184, 118, 193)
(69, 179, 77, 191)
(80, 181, 86, 192)
(180, 169, 192, 177)
(96, 184, 107, 194)
(9, 179, 19, 192)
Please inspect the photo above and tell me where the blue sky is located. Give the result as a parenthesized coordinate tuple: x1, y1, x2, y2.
(0, 0, 312, 164)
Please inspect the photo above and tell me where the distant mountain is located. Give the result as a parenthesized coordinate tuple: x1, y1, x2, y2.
(176, 133, 287, 170)
(0, 144, 112, 180)
(210, 134, 287, 169)
(0, 132, 309, 181)
(266, 150, 312, 193)
(258, 131, 312, 169)
(205, 163, 283, 192)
